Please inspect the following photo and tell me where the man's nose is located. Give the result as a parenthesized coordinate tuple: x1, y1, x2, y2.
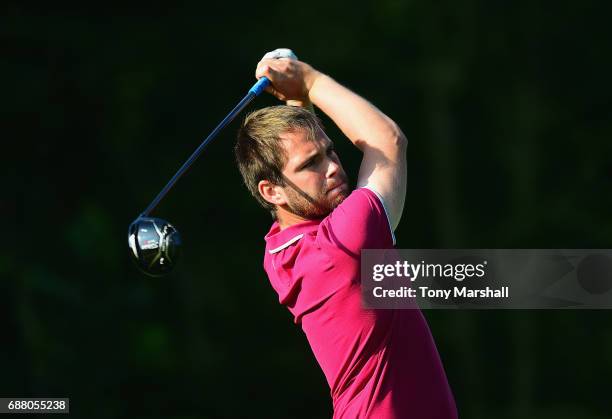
(326, 158, 339, 178)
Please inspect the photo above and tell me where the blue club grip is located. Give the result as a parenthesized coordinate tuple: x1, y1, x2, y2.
(249, 77, 270, 96)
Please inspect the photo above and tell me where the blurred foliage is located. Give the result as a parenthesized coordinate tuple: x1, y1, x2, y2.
(2, 1, 612, 418)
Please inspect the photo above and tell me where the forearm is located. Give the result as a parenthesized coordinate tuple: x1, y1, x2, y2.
(308, 71, 407, 229)
(308, 73, 407, 156)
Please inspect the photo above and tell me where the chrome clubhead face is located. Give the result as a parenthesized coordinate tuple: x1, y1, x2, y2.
(128, 217, 182, 277)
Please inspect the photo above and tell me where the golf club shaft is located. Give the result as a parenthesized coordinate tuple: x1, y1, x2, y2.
(140, 77, 270, 218)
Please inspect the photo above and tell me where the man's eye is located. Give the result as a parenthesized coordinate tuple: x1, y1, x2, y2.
(303, 159, 316, 169)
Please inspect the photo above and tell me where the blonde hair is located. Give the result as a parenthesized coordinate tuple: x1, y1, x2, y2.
(235, 106, 322, 217)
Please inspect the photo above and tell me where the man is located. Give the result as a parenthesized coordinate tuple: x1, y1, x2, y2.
(235, 50, 457, 418)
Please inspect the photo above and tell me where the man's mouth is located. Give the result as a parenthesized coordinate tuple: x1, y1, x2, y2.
(327, 182, 345, 194)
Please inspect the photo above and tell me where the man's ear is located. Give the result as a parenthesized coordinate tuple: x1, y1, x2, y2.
(258, 180, 287, 206)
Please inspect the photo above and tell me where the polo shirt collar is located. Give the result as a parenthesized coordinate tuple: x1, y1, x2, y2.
(265, 219, 321, 254)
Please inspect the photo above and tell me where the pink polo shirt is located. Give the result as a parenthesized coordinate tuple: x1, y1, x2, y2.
(263, 187, 457, 419)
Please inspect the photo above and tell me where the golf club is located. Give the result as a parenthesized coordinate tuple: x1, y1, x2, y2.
(127, 75, 271, 277)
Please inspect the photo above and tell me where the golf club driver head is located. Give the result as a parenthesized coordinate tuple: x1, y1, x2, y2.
(128, 217, 182, 277)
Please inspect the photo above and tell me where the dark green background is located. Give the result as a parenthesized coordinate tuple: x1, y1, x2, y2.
(3, 2, 611, 418)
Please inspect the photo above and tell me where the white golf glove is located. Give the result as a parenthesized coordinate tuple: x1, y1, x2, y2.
(262, 48, 298, 61)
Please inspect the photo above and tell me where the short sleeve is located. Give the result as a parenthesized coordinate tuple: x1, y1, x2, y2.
(317, 187, 396, 258)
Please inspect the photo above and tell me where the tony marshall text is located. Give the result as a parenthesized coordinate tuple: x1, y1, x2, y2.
(372, 286, 509, 299)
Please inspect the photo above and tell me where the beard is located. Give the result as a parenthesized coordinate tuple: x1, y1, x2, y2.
(283, 182, 350, 219)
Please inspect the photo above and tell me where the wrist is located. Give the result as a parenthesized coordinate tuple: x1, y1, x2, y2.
(303, 67, 323, 97)
(306, 72, 331, 104)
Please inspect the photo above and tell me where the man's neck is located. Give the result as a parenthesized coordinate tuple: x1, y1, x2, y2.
(276, 207, 310, 230)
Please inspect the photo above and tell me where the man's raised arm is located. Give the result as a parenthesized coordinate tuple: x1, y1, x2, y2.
(256, 58, 407, 230)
